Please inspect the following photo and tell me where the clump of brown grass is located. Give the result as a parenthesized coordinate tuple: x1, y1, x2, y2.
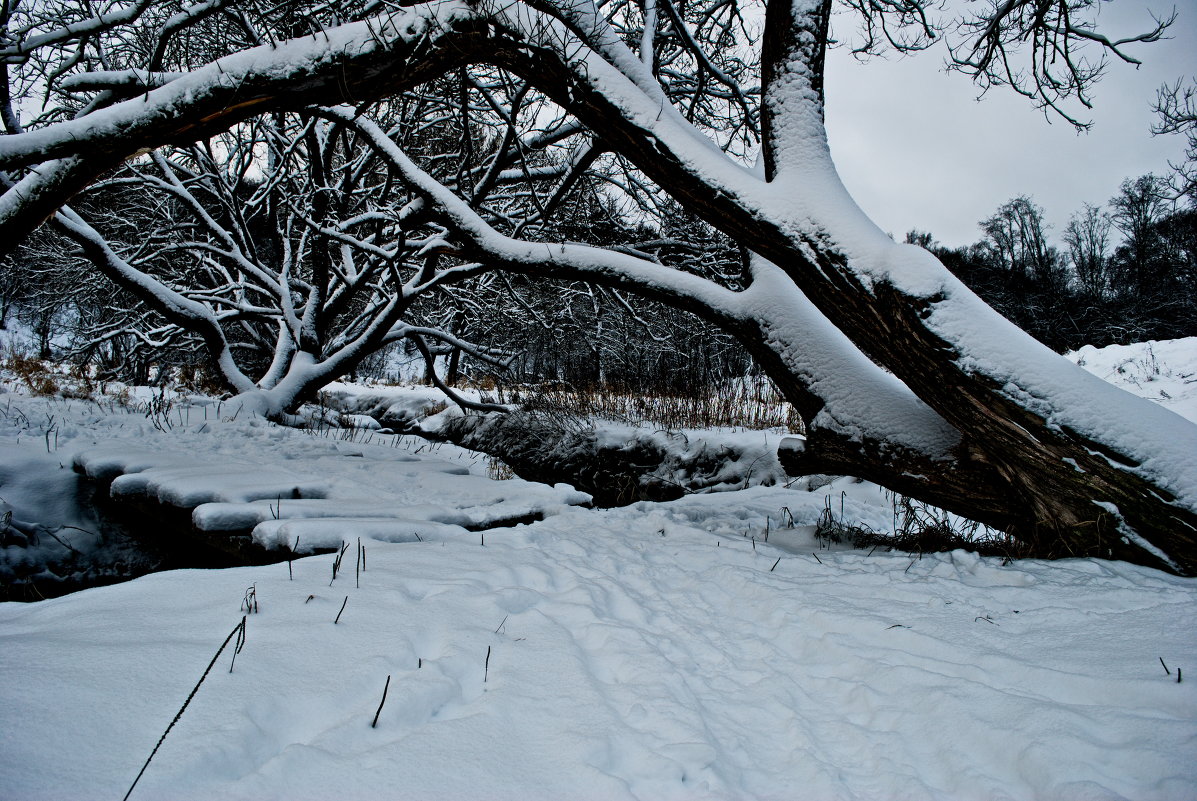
(4, 351, 60, 396)
(486, 456, 516, 480)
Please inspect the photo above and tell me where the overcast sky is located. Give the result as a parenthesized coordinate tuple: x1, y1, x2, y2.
(822, 1, 1195, 248)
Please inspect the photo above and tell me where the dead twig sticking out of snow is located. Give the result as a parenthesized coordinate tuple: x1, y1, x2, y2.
(288, 536, 299, 580)
(123, 616, 247, 801)
(371, 675, 391, 729)
(334, 595, 348, 624)
(240, 584, 258, 614)
(230, 620, 247, 673)
(330, 541, 349, 586)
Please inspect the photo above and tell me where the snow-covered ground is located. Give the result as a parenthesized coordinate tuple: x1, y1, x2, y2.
(1, 340, 1195, 799)
(1067, 337, 1197, 425)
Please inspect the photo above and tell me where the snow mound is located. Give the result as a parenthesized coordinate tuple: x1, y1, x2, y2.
(68, 411, 590, 553)
(1067, 337, 1197, 424)
(250, 516, 464, 550)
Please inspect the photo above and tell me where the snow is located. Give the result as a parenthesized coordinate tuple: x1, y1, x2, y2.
(1067, 338, 1197, 425)
(1, 342, 1196, 798)
(1, 489, 1194, 800)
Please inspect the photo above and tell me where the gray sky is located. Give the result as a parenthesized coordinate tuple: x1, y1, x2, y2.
(823, 1, 1195, 248)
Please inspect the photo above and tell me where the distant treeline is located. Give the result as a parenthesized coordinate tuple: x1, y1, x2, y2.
(910, 173, 1196, 352)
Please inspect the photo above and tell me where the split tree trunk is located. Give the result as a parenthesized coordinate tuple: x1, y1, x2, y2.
(484, 1, 1197, 573)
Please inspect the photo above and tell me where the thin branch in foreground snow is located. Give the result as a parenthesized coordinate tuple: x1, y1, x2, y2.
(371, 675, 391, 728)
(122, 616, 247, 801)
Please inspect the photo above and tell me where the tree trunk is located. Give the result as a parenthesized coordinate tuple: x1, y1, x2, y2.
(481, 5, 1197, 573)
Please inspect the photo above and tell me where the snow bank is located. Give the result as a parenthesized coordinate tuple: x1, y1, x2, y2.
(63, 401, 590, 553)
(0, 444, 120, 589)
(318, 382, 456, 431)
(1, 393, 591, 593)
(1067, 338, 1197, 425)
(250, 516, 464, 550)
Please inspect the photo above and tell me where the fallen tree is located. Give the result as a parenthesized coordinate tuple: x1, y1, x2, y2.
(429, 408, 789, 506)
(1, 0, 1195, 572)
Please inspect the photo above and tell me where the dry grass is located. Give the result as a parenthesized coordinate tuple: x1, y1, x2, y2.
(816, 492, 1034, 560)
(486, 456, 516, 480)
(1, 347, 111, 400)
(493, 377, 803, 432)
(4, 351, 60, 396)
